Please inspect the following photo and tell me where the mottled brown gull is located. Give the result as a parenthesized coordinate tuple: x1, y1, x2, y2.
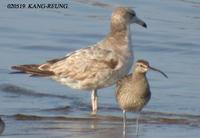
(11, 7, 147, 115)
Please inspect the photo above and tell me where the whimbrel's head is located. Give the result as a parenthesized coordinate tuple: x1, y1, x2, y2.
(134, 59, 168, 78)
(111, 7, 147, 28)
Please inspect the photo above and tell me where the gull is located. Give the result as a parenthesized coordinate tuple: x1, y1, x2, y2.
(11, 7, 147, 115)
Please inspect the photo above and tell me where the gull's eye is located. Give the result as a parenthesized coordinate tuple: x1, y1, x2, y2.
(131, 13, 136, 17)
(129, 11, 136, 17)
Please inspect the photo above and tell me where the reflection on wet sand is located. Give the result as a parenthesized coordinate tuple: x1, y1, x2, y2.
(12, 112, 200, 127)
(4, 115, 123, 138)
(1, 112, 199, 138)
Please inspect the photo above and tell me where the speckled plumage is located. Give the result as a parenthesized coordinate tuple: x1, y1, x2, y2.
(116, 72, 151, 112)
(115, 59, 168, 137)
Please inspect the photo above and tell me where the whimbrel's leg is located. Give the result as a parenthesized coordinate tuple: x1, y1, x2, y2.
(91, 89, 98, 115)
(123, 110, 127, 138)
(136, 112, 141, 138)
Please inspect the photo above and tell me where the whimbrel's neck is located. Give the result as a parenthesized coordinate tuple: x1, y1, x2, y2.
(131, 71, 150, 98)
(132, 71, 147, 82)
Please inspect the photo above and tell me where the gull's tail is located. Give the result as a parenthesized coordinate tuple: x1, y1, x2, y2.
(11, 64, 54, 77)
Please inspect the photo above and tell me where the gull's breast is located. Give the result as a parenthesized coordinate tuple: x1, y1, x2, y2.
(96, 50, 134, 89)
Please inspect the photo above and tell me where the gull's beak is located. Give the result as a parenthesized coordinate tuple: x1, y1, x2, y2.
(132, 16, 147, 28)
(149, 66, 168, 78)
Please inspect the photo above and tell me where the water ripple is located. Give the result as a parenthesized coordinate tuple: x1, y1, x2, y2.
(5, 111, 200, 128)
(0, 83, 73, 100)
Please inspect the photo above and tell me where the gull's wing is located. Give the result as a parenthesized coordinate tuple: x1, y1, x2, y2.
(39, 46, 121, 81)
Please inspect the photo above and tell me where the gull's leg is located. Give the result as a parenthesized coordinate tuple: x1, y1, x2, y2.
(91, 89, 98, 115)
(123, 110, 127, 138)
(136, 112, 141, 138)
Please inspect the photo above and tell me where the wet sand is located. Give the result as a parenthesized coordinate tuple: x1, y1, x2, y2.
(1, 111, 200, 138)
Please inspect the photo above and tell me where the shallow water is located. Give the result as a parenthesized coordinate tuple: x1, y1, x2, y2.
(0, 0, 200, 137)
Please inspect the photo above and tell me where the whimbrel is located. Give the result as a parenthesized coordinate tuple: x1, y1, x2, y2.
(116, 59, 168, 137)
(11, 7, 147, 115)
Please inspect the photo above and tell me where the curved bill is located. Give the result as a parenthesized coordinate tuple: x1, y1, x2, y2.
(149, 66, 168, 78)
(132, 16, 147, 28)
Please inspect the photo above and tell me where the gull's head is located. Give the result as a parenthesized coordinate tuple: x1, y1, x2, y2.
(111, 7, 147, 28)
(134, 59, 168, 78)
